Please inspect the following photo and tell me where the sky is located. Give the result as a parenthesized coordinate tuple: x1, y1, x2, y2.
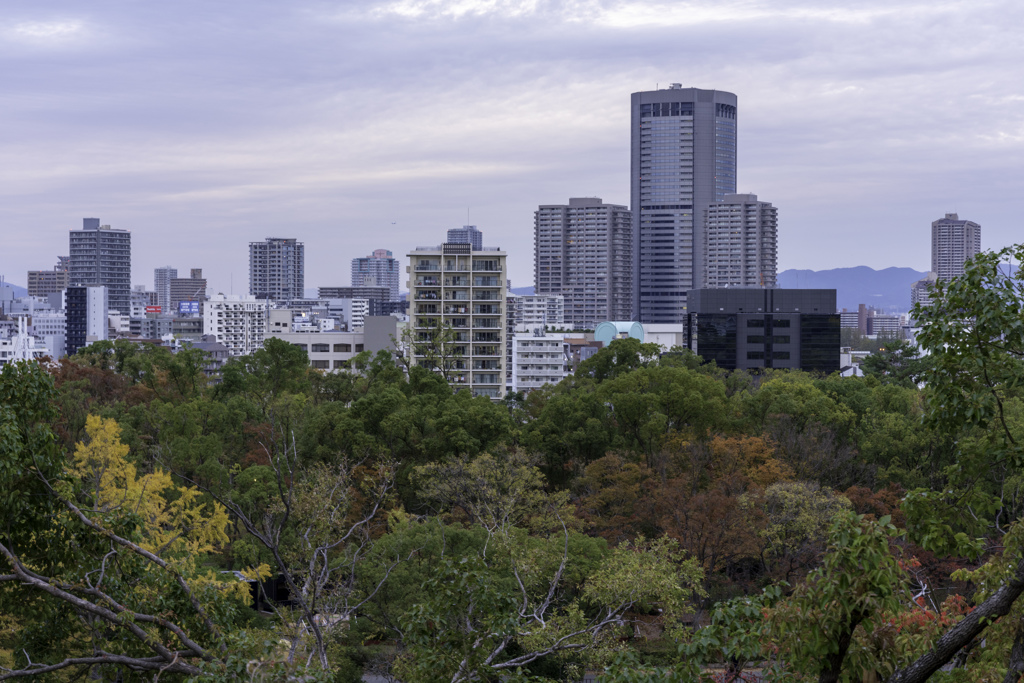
(2, 0, 1022, 296)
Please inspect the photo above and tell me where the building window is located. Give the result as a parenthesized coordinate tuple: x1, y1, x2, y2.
(311, 343, 329, 353)
(355, 344, 364, 352)
(292, 344, 308, 351)
(311, 360, 330, 369)
(772, 336, 791, 344)
(773, 319, 791, 328)
(747, 351, 765, 360)
(773, 351, 790, 360)
(747, 319, 765, 327)
(334, 343, 351, 352)
(747, 335, 765, 344)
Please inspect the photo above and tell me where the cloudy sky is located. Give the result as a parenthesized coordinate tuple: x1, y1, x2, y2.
(3, 0, 1022, 295)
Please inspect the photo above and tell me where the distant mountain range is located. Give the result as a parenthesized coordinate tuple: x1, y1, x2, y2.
(777, 266, 927, 313)
(3, 270, 927, 314)
(513, 267, 927, 314)
(0, 282, 28, 297)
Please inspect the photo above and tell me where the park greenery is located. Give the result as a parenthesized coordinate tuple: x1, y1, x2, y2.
(5, 246, 1024, 681)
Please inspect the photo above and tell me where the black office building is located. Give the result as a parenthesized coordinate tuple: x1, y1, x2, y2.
(65, 286, 88, 357)
(685, 289, 839, 373)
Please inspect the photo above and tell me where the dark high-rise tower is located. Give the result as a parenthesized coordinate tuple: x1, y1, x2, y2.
(68, 218, 131, 315)
(630, 85, 737, 323)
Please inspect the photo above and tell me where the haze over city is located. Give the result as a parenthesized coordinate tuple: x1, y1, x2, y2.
(2, 0, 1022, 295)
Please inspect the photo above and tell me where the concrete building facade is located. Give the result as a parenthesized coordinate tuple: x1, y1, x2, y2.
(631, 86, 737, 322)
(69, 218, 131, 315)
(170, 269, 207, 314)
(249, 238, 305, 301)
(446, 225, 483, 250)
(65, 285, 108, 356)
(911, 272, 937, 309)
(269, 316, 398, 372)
(407, 243, 507, 399)
(203, 294, 269, 357)
(28, 258, 69, 298)
(535, 197, 632, 328)
(703, 193, 778, 288)
(932, 213, 981, 282)
(511, 331, 569, 394)
(518, 294, 565, 328)
(154, 266, 177, 310)
(352, 249, 400, 301)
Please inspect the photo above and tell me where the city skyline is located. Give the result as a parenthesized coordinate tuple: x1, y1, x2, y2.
(2, 1, 1022, 296)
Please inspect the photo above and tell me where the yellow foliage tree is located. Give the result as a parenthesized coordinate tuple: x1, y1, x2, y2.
(71, 414, 230, 557)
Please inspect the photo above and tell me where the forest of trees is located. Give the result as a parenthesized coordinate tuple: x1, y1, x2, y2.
(4, 245, 1024, 682)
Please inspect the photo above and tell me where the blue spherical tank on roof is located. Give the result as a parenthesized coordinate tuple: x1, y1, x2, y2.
(594, 321, 645, 346)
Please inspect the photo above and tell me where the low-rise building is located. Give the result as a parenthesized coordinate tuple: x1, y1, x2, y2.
(511, 330, 569, 393)
(685, 289, 840, 373)
(268, 316, 399, 371)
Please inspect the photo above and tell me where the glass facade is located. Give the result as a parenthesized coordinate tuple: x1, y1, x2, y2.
(632, 88, 737, 323)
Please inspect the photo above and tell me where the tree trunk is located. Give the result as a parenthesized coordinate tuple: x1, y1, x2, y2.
(887, 555, 1024, 683)
(1003, 622, 1024, 683)
(819, 610, 866, 683)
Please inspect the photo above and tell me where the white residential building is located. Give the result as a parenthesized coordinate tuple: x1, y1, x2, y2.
(268, 316, 399, 372)
(154, 266, 177, 310)
(511, 331, 569, 394)
(518, 295, 565, 328)
(203, 295, 269, 357)
(28, 311, 66, 358)
(0, 318, 52, 365)
(932, 213, 980, 282)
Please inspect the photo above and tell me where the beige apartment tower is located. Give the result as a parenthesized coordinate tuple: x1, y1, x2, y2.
(407, 243, 507, 399)
(931, 213, 980, 282)
(703, 193, 778, 288)
(535, 197, 632, 329)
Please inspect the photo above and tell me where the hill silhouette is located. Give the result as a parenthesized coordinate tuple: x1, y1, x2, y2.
(778, 266, 926, 312)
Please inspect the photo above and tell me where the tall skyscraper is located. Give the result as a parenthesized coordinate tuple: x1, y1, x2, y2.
(535, 197, 632, 328)
(249, 237, 305, 301)
(447, 225, 483, 250)
(351, 249, 400, 301)
(703, 194, 777, 288)
(631, 85, 737, 322)
(154, 266, 177, 310)
(69, 218, 131, 315)
(931, 213, 980, 282)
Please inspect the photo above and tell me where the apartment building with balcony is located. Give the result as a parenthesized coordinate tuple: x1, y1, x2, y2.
(407, 243, 507, 399)
(511, 331, 569, 394)
(203, 294, 268, 357)
(703, 193, 778, 288)
(535, 197, 631, 328)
